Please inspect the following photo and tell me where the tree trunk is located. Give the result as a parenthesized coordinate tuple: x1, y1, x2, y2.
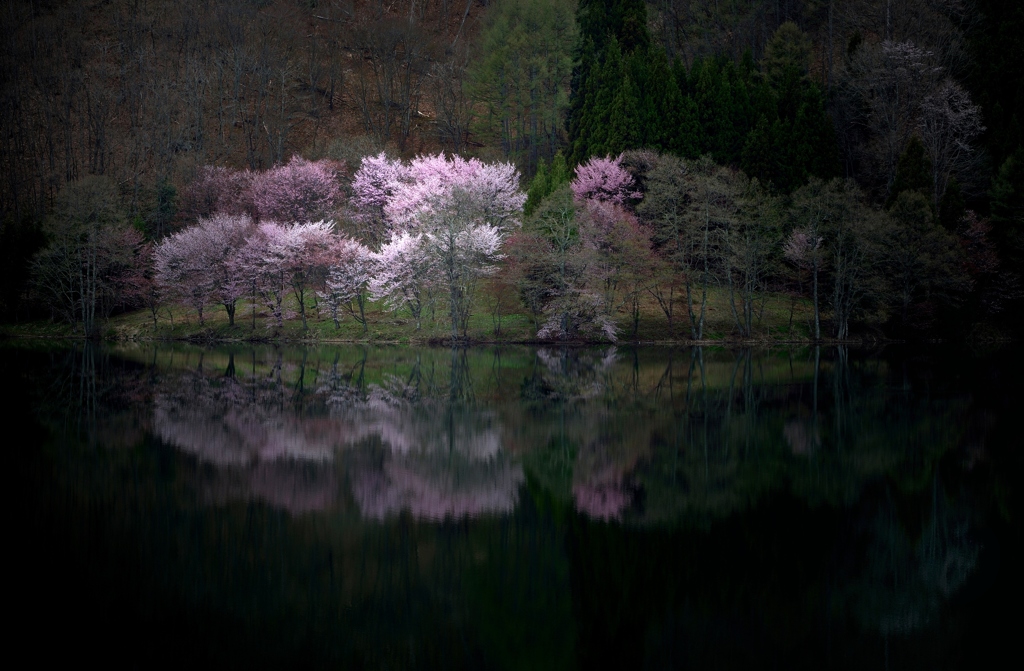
(812, 259, 820, 340)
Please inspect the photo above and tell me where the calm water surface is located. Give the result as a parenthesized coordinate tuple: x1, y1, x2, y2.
(5, 342, 1021, 668)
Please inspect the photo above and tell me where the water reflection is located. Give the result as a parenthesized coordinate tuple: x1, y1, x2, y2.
(149, 348, 522, 520)
(11, 341, 1016, 666)
(852, 479, 980, 636)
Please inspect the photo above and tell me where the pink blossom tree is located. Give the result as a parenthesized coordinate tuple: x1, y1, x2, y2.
(155, 224, 215, 324)
(581, 199, 655, 338)
(319, 237, 377, 331)
(154, 214, 254, 326)
(363, 154, 525, 338)
(228, 228, 274, 330)
(384, 153, 525, 233)
(235, 220, 336, 331)
(180, 165, 255, 223)
(369, 232, 435, 330)
(571, 155, 640, 205)
(783, 228, 824, 340)
(350, 152, 408, 248)
(239, 223, 293, 329)
(517, 190, 620, 343)
(204, 214, 256, 326)
(573, 466, 631, 521)
(251, 156, 344, 223)
(117, 241, 162, 329)
(283, 221, 336, 331)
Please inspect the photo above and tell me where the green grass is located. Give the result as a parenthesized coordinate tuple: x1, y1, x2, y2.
(3, 287, 819, 344)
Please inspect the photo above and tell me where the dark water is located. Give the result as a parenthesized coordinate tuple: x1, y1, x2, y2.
(4, 342, 1021, 669)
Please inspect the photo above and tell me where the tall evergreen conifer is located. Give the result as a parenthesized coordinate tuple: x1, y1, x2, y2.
(568, 0, 651, 166)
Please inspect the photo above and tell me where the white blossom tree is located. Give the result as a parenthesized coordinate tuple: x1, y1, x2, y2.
(918, 78, 985, 208)
(360, 153, 525, 339)
(319, 237, 377, 331)
(370, 232, 436, 331)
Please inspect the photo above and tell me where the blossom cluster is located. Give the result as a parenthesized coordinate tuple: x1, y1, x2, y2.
(156, 152, 525, 331)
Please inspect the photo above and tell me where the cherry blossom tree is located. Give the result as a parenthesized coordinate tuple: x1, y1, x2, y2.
(350, 152, 407, 248)
(581, 199, 655, 339)
(155, 224, 214, 325)
(784, 228, 824, 338)
(116, 241, 161, 329)
(918, 79, 985, 209)
(237, 223, 293, 329)
(418, 188, 506, 340)
(571, 154, 640, 205)
(520, 188, 617, 342)
(228, 229, 273, 330)
(233, 220, 335, 331)
(154, 214, 254, 326)
(319, 237, 377, 331)
(180, 165, 254, 223)
(384, 153, 525, 233)
(369, 231, 435, 330)
(204, 214, 255, 326)
(283, 221, 336, 331)
(251, 156, 344, 223)
(361, 154, 525, 338)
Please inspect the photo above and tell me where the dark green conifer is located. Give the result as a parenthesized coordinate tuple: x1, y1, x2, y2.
(938, 179, 966, 231)
(524, 153, 571, 217)
(990, 148, 1024, 267)
(741, 115, 780, 188)
(567, 0, 651, 165)
(887, 138, 933, 209)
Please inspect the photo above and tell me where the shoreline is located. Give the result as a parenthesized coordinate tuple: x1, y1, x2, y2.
(5, 330, 1009, 347)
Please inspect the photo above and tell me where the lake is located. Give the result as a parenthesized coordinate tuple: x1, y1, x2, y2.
(5, 342, 1020, 669)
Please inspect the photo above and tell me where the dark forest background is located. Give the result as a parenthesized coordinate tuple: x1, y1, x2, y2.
(2, 0, 1023, 337)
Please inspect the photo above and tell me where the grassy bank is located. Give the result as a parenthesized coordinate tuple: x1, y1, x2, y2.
(1, 288, 821, 344)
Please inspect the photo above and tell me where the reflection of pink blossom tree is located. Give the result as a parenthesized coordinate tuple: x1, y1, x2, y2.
(345, 402, 520, 521)
(352, 457, 523, 521)
(573, 466, 631, 521)
(152, 363, 521, 520)
(571, 155, 640, 205)
(154, 374, 342, 465)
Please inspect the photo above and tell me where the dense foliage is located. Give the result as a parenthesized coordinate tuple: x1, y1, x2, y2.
(3, 0, 1023, 339)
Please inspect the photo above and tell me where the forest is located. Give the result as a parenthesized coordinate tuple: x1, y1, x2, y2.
(2, 0, 1023, 342)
